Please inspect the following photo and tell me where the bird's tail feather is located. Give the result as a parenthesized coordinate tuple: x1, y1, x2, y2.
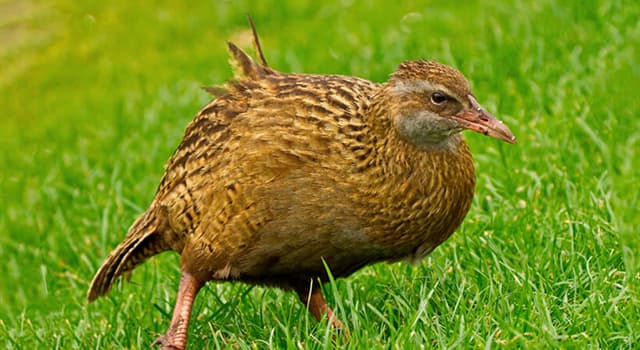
(87, 207, 169, 302)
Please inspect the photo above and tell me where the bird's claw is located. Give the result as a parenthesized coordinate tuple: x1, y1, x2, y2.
(151, 335, 182, 350)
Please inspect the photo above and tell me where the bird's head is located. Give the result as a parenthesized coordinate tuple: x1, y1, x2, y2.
(386, 60, 516, 148)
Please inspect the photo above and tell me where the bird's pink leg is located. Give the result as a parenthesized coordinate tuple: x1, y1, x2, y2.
(295, 282, 343, 329)
(152, 272, 204, 350)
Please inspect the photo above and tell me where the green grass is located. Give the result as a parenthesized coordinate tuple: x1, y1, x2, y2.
(1, 0, 639, 348)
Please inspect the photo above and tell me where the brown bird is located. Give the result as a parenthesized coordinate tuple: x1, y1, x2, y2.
(88, 19, 516, 350)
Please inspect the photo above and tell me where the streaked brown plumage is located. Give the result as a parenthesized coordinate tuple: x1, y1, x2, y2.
(88, 19, 516, 350)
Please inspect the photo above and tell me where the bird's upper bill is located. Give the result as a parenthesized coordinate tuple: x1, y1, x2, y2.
(452, 95, 517, 144)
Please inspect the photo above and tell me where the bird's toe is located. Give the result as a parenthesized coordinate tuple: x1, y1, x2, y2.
(151, 335, 182, 350)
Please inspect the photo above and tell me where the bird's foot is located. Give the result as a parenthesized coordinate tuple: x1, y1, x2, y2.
(295, 282, 350, 341)
(327, 312, 350, 343)
(151, 335, 182, 350)
(151, 272, 203, 350)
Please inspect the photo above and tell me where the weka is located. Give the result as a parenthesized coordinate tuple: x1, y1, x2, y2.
(88, 21, 516, 349)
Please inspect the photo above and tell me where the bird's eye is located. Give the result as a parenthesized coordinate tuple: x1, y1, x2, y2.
(430, 92, 447, 105)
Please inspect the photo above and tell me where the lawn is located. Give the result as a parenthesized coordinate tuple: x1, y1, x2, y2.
(1, 0, 638, 348)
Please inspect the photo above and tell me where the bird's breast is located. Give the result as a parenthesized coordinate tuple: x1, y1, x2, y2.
(360, 142, 476, 261)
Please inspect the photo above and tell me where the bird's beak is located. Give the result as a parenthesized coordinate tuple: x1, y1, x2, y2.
(451, 95, 517, 144)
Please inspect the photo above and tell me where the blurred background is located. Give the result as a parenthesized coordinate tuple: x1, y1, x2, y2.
(1, 0, 638, 348)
